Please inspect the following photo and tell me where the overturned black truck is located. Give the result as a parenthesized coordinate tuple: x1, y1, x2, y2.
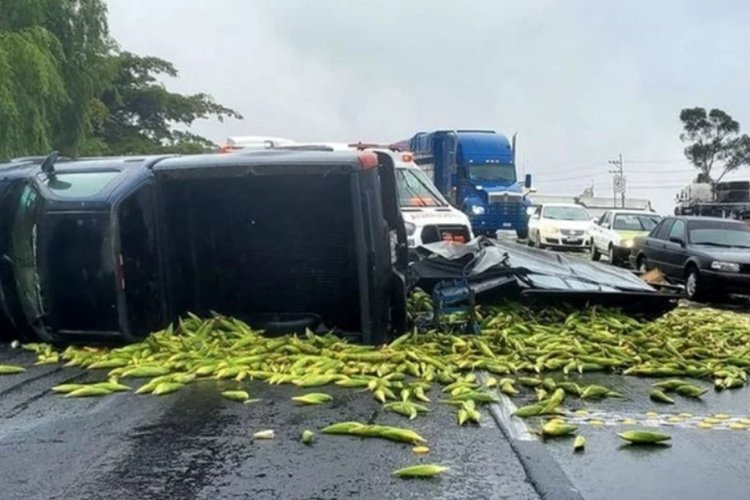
(0, 150, 408, 344)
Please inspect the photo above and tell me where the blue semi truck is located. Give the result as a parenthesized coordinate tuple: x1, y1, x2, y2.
(396, 130, 532, 239)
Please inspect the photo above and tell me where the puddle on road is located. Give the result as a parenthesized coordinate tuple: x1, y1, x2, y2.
(555, 409, 750, 432)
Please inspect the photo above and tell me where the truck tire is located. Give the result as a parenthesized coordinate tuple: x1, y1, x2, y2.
(516, 229, 528, 240)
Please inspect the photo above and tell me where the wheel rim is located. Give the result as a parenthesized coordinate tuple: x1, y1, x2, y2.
(638, 258, 647, 273)
(686, 271, 697, 297)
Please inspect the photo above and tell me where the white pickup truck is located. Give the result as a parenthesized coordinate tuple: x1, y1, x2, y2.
(391, 151, 474, 248)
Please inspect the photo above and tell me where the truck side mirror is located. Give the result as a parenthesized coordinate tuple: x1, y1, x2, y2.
(524, 174, 532, 189)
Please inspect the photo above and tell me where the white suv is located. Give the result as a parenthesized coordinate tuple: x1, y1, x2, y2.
(527, 203, 593, 250)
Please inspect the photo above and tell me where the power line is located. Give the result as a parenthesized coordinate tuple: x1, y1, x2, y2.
(534, 171, 610, 182)
(625, 159, 684, 164)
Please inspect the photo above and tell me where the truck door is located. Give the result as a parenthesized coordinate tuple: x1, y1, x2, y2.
(438, 133, 458, 203)
(38, 211, 120, 335)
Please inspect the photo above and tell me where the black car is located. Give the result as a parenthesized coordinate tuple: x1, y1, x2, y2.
(0, 150, 408, 344)
(631, 216, 750, 299)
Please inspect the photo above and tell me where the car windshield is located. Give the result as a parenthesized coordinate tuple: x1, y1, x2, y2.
(543, 206, 591, 221)
(467, 164, 516, 183)
(396, 168, 447, 207)
(613, 214, 661, 231)
(689, 221, 750, 248)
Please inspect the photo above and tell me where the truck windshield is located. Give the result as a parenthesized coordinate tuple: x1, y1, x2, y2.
(396, 168, 447, 207)
(468, 164, 516, 184)
(543, 206, 591, 221)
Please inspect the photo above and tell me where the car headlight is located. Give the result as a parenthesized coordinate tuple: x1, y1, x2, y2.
(470, 205, 486, 215)
(404, 221, 417, 236)
(711, 261, 740, 273)
(543, 226, 560, 235)
(621, 239, 634, 248)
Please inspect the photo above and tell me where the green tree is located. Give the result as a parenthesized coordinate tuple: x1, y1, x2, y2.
(93, 52, 242, 155)
(0, 0, 241, 159)
(0, 0, 112, 157)
(0, 27, 68, 158)
(680, 107, 750, 184)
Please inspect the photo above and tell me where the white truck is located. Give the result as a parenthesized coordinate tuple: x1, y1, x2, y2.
(389, 151, 474, 248)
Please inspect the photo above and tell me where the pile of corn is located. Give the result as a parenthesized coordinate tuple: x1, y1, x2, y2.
(8, 294, 747, 409)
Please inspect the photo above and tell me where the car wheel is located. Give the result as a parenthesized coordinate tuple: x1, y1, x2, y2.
(536, 233, 545, 249)
(608, 245, 619, 266)
(636, 255, 648, 273)
(591, 241, 601, 261)
(685, 266, 704, 300)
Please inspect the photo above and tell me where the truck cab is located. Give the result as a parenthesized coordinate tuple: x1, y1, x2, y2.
(401, 130, 533, 239)
(386, 151, 473, 248)
(0, 156, 165, 342)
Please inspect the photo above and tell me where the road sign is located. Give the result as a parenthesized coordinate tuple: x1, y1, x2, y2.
(613, 175, 626, 193)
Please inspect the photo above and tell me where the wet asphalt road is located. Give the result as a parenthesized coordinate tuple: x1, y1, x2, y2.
(0, 346, 538, 500)
(509, 373, 750, 500)
(5, 343, 750, 500)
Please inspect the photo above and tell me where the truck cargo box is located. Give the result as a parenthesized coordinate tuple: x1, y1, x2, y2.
(152, 150, 407, 343)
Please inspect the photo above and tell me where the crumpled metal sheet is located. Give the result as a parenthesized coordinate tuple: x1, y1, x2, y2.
(413, 237, 657, 293)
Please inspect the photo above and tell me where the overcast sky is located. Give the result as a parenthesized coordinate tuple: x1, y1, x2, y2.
(106, 0, 750, 214)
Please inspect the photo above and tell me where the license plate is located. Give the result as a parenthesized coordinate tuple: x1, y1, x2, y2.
(502, 223, 512, 228)
(565, 236, 578, 242)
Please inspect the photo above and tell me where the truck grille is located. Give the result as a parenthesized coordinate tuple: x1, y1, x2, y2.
(421, 225, 471, 244)
(488, 192, 523, 204)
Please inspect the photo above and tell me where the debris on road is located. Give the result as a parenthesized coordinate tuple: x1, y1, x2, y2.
(4, 291, 750, 466)
(617, 430, 672, 445)
(392, 464, 448, 479)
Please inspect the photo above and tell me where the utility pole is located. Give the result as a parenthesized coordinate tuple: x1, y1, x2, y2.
(609, 154, 625, 208)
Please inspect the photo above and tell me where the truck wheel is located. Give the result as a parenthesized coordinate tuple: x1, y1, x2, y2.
(590, 241, 601, 261)
(516, 229, 528, 240)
